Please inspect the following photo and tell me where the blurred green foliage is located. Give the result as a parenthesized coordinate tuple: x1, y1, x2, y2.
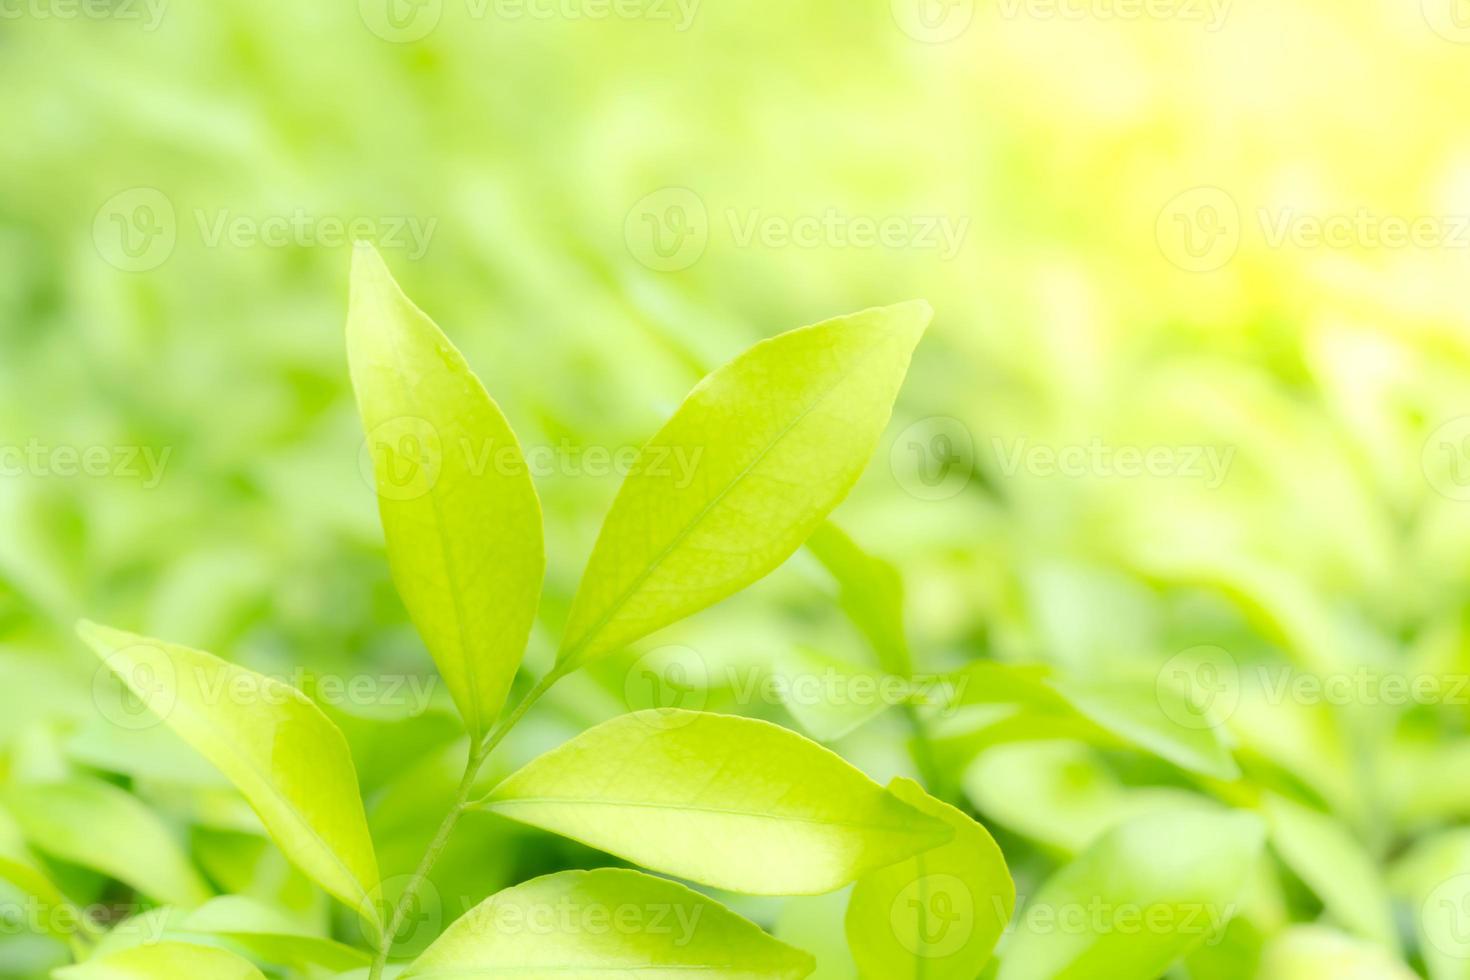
(5, 0, 1470, 976)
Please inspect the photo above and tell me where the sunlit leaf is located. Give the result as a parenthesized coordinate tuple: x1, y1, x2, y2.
(403, 868, 814, 979)
(347, 243, 545, 739)
(558, 302, 931, 670)
(76, 621, 381, 924)
(482, 709, 952, 895)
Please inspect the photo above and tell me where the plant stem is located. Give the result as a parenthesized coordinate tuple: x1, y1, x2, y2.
(367, 669, 561, 980)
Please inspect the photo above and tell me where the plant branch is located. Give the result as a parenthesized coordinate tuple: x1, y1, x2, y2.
(367, 669, 561, 979)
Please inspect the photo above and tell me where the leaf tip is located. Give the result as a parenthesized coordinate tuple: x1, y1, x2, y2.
(347, 240, 402, 323)
(74, 617, 112, 652)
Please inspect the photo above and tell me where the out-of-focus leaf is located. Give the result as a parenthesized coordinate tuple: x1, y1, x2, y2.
(64, 718, 228, 787)
(191, 829, 324, 920)
(775, 647, 908, 742)
(178, 895, 371, 971)
(482, 709, 951, 895)
(996, 807, 1265, 980)
(88, 909, 187, 960)
(938, 663, 1238, 780)
(1047, 674, 1239, 780)
(1389, 828, 1470, 980)
(1255, 926, 1416, 980)
(402, 868, 814, 979)
(76, 621, 380, 924)
(1262, 793, 1397, 949)
(557, 302, 931, 671)
(0, 806, 83, 952)
(806, 522, 911, 674)
(346, 243, 545, 740)
(56, 942, 266, 980)
(2, 777, 209, 907)
(774, 890, 856, 980)
(846, 777, 1012, 979)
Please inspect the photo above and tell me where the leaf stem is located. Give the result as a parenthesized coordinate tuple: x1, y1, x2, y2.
(368, 668, 561, 979)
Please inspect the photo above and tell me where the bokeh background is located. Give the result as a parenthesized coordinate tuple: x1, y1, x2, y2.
(6, 0, 1470, 976)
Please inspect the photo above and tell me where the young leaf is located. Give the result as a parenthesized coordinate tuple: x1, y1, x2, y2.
(805, 521, 912, 675)
(558, 302, 931, 670)
(481, 709, 952, 895)
(402, 868, 815, 979)
(55, 942, 266, 980)
(997, 807, 1265, 980)
(2, 777, 210, 908)
(347, 243, 545, 738)
(76, 621, 381, 924)
(846, 777, 1013, 980)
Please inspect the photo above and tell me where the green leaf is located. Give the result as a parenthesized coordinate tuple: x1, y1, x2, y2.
(177, 896, 372, 971)
(846, 777, 1013, 980)
(76, 621, 381, 924)
(482, 709, 952, 895)
(806, 521, 912, 675)
(56, 942, 267, 980)
(997, 807, 1265, 980)
(2, 777, 210, 907)
(558, 302, 931, 670)
(347, 243, 545, 739)
(1262, 794, 1397, 949)
(402, 868, 814, 979)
